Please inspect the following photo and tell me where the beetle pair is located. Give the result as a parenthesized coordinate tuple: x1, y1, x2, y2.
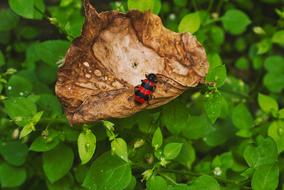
(134, 73, 157, 105)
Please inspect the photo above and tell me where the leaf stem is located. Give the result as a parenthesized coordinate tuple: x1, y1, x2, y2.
(207, 0, 214, 12)
(158, 168, 251, 188)
(159, 173, 179, 185)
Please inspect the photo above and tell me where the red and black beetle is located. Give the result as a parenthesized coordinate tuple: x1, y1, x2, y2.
(134, 73, 158, 105)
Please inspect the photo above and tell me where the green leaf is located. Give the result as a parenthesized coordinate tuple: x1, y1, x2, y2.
(263, 73, 284, 93)
(4, 96, 38, 127)
(258, 93, 278, 113)
(35, 40, 70, 66)
(8, 0, 45, 19)
(111, 138, 128, 162)
(20, 111, 43, 139)
(78, 129, 96, 164)
(236, 129, 252, 138)
(0, 9, 19, 31)
(207, 53, 223, 69)
(152, 0, 162, 14)
(161, 100, 189, 134)
(163, 143, 183, 160)
(272, 30, 284, 46)
(252, 164, 279, 190)
(146, 176, 168, 190)
(268, 121, 284, 153)
(152, 127, 163, 150)
(243, 137, 278, 168)
(30, 130, 60, 152)
(128, 0, 154, 12)
(183, 115, 213, 140)
(212, 152, 234, 170)
(205, 65, 227, 87)
(0, 163, 27, 188)
(221, 9, 251, 35)
(279, 108, 284, 119)
(6, 74, 33, 97)
(235, 57, 249, 70)
(0, 141, 28, 166)
(178, 12, 201, 34)
(83, 152, 132, 190)
(125, 176, 136, 190)
(20, 122, 35, 139)
(256, 38, 272, 55)
(232, 103, 253, 129)
(37, 94, 62, 117)
(210, 26, 225, 45)
(189, 175, 220, 190)
(43, 144, 74, 183)
(263, 56, 284, 92)
(264, 56, 284, 74)
(204, 92, 225, 123)
(175, 140, 196, 168)
(46, 174, 74, 190)
(204, 124, 233, 147)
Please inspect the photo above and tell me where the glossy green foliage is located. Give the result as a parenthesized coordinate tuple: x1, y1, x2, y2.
(0, 0, 284, 189)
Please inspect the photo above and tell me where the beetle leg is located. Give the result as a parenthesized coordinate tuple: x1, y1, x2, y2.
(134, 86, 139, 92)
(145, 73, 149, 79)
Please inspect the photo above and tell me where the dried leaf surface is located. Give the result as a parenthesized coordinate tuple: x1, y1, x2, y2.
(55, 0, 209, 124)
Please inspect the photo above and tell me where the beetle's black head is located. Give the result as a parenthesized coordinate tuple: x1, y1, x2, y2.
(146, 73, 157, 83)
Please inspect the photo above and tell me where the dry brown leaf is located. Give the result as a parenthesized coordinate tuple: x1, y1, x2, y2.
(55, 0, 209, 124)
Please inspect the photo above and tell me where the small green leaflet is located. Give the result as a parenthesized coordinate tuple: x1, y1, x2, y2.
(163, 143, 183, 160)
(221, 9, 251, 35)
(258, 93, 278, 113)
(205, 65, 227, 87)
(178, 12, 201, 34)
(78, 128, 96, 164)
(111, 138, 128, 162)
(204, 92, 225, 123)
(30, 130, 60, 152)
(272, 30, 284, 46)
(152, 127, 163, 150)
(20, 111, 43, 139)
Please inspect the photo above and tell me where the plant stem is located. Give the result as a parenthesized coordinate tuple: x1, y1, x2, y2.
(192, 0, 199, 11)
(159, 173, 179, 185)
(158, 168, 251, 188)
(207, 0, 214, 12)
(216, 0, 224, 13)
